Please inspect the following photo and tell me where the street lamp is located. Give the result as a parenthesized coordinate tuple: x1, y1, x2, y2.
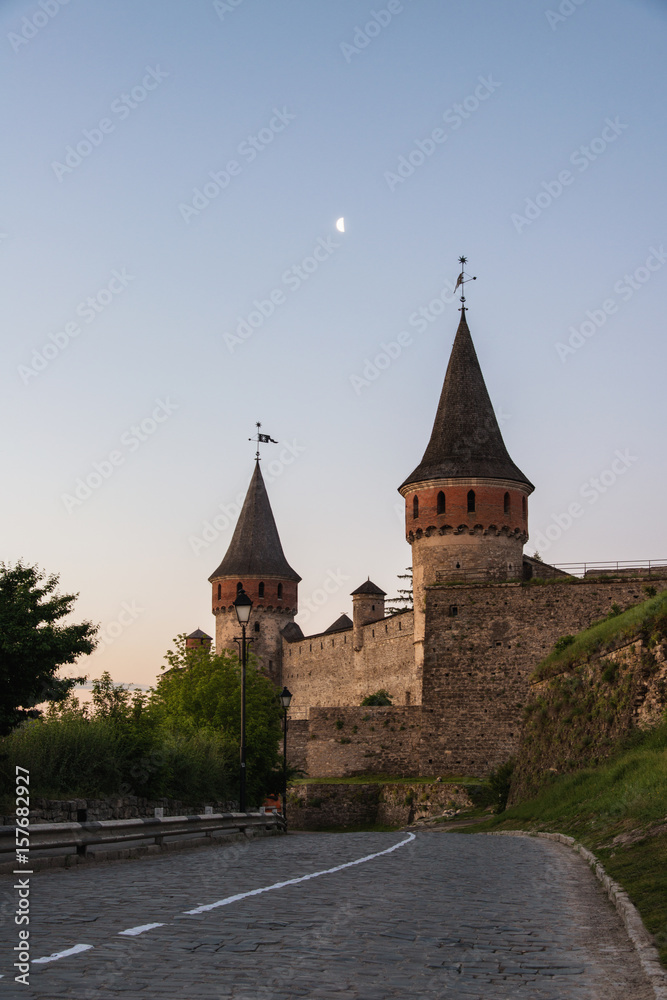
(279, 686, 292, 829)
(234, 588, 253, 813)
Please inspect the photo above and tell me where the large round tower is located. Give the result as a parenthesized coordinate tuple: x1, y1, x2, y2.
(209, 461, 300, 687)
(398, 304, 534, 660)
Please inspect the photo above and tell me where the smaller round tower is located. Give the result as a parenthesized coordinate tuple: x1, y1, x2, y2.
(209, 462, 300, 687)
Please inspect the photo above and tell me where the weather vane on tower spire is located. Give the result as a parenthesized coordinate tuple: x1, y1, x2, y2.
(249, 422, 278, 462)
(454, 255, 477, 311)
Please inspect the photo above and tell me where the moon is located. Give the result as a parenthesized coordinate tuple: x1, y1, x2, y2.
(335, 217, 345, 233)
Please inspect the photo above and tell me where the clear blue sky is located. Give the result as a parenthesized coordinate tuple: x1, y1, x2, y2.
(2, 0, 666, 689)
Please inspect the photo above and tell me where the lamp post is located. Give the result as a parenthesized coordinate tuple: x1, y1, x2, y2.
(233, 589, 253, 813)
(279, 686, 292, 828)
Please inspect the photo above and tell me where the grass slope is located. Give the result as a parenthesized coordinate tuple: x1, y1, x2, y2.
(534, 588, 667, 681)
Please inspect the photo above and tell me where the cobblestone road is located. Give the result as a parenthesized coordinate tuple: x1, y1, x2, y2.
(0, 830, 655, 999)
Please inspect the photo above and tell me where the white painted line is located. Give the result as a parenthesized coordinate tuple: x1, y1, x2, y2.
(184, 831, 416, 915)
(32, 943, 93, 965)
(118, 922, 166, 937)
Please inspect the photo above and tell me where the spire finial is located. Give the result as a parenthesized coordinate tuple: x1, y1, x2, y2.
(454, 255, 477, 312)
(249, 421, 278, 462)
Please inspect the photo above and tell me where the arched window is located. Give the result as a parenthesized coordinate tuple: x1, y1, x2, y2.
(467, 489, 475, 513)
(277, 583, 283, 600)
(504, 492, 510, 516)
(522, 495, 527, 518)
(413, 495, 419, 519)
(217, 583, 221, 601)
(258, 582, 265, 598)
(236, 581, 243, 593)
(437, 491, 446, 515)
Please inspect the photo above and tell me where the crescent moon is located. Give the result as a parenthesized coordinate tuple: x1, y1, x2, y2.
(335, 217, 345, 233)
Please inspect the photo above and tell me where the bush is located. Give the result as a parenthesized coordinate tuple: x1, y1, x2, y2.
(487, 759, 515, 813)
(360, 690, 392, 706)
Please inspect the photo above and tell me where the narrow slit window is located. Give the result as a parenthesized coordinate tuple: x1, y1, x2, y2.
(254, 622, 260, 633)
(467, 490, 475, 513)
(413, 495, 419, 519)
(522, 495, 527, 518)
(277, 583, 283, 599)
(258, 581, 265, 598)
(437, 490, 446, 515)
(504, 492, 510, 516)
(236, 581, 243, 593)
(217, 583, 221, 601)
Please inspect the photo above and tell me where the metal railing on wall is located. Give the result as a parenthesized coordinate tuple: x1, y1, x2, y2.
(551, 559, 667, 579)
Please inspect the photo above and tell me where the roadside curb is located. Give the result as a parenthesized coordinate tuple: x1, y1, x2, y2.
(484, 830, 667, 1000)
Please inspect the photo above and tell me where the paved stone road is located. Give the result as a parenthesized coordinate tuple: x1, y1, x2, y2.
(0, 830, 655, 999)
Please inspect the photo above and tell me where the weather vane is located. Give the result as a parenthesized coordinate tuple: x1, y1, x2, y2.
(454, 255, 477, 310)
(249, 421, 278, 461)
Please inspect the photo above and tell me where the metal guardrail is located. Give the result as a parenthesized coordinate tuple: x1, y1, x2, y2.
(1, 811, 285, 859)
(551, 559, 667, 579)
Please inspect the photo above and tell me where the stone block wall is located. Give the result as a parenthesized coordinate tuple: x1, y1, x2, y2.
(288, 705, 422, 778)
(282, 611, 415, 709)
(2, 795, 238, 826)
(288, 781, 474, 830)
(419, 576, 667, 776)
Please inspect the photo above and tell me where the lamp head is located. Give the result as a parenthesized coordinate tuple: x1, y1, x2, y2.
(279, 686, 292, 709)
(233, 588, 253, 625)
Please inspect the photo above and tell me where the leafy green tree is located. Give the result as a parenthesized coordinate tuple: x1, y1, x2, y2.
(150, 636, 283, 805)
(0, 561, 97, 735)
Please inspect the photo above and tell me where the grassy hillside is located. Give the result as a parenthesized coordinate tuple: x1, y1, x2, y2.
(513, 589, 667, 800)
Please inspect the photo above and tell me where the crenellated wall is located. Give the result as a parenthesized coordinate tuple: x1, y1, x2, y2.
(282, 610, 416, 709)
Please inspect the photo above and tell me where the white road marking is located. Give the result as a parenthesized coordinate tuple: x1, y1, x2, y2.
(32, 943, 94, 964)
(184, 831, 417, 915)
(118, 922, 166, 937)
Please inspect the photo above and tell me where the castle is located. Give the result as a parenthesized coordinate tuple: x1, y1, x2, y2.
(196, 294, 666, 779)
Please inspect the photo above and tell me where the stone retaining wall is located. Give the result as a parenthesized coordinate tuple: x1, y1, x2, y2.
(2, 795, 237, 826)
(288, 781, 473, 830)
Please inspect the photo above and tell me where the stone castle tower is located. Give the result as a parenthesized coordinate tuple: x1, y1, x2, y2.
(398, 306, 534, 668)
(208, 460, 301, 685)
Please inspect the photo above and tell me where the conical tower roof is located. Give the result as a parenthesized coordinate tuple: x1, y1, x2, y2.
(400, 310, 533, 491)
(209, 462, 301, 582)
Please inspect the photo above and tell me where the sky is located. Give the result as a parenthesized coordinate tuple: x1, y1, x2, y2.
(1, 0, 666, 691)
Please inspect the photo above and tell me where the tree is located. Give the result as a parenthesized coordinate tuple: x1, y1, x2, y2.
(385, 567, 413, 615)
(0, 561, 97, 735)
(150, 636, 283, 805)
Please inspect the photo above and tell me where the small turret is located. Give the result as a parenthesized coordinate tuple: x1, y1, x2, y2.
(351, 579, 386, 651)
(185, 628, 212, 653)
